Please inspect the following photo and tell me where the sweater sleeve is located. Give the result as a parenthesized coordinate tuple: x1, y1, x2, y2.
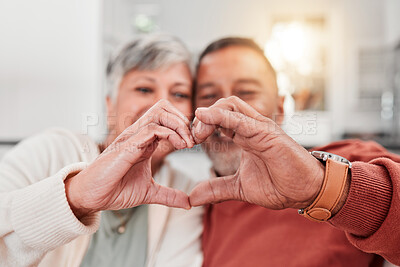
(0, 130, 100, 266)
(329, 158, 400, 265)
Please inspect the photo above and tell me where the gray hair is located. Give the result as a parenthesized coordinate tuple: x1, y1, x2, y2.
(106, 34, 192, 100)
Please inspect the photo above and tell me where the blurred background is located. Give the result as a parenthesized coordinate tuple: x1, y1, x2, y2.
(1, 0, 400, 160)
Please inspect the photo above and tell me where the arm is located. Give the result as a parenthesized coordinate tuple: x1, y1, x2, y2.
(189, 96, 400, 265)
(1, 100, 194, 266)
(330, 158, 400, 264)
(0, 131, 100, 266)
(313, 140, 400, 264)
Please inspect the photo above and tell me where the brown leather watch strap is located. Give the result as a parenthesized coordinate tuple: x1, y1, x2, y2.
(301, 158, 349, 222)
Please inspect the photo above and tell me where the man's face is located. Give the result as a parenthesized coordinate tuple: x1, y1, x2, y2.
(195, 46, 284, 176)
(107, 62, 193, 161)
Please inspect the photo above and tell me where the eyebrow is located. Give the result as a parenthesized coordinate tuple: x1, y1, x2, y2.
(135, 76, 156, 83)
(133, 76, 190, 88)
(172, 81, 191, 88)
(234, 78, 262, 87)
(197, 82, 217, 91)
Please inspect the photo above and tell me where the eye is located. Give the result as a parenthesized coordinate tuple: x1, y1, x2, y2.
(199, 93, 217, 100)
(135, 87, 153, 94)
(236, 89, 258, 100)
(172, 92, 190, 99)
(237, 89, 256, 96)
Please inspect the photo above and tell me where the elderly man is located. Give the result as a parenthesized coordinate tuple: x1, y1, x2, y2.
(190, 37, 400, 266)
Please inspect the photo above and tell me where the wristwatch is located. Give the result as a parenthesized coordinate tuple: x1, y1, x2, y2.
(298, 151, 351, 222)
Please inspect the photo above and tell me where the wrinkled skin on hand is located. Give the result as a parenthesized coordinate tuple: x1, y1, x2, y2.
(65, 100, 194, 219)
(189, 96, 325, 210)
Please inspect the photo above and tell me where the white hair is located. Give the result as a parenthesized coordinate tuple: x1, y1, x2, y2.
(106, 33, 192, 100)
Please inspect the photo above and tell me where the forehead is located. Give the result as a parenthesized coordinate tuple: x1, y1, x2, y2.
(122, 62, 192, 82)
(197, 46, 273, 82)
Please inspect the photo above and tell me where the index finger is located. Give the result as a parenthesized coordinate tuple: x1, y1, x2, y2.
(209, 96, 262, 119)
(192, 97, 262, 143)
(194, 107, 264, 138)
(191, 117, 216, 144)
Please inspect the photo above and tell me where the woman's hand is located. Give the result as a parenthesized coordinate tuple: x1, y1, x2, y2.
(65, 99, 194, 219)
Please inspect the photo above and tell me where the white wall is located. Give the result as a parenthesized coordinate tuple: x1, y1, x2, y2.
(384, 0, 400, 47)
(0, 0, 103, 141)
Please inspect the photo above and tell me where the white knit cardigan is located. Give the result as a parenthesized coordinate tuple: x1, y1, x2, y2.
(0, 128, 203, 267)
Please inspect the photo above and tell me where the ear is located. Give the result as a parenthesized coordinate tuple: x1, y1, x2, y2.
(275, 95, 285, 126)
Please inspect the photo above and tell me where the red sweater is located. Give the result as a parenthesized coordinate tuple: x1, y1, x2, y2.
(202, 140, 400, 267)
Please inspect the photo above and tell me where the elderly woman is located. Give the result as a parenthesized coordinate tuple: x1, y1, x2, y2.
(0, 34, 203, 266)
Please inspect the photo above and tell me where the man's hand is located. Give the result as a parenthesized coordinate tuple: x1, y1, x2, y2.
(65, 100, 194, 219)
(189, 96, 325, 210)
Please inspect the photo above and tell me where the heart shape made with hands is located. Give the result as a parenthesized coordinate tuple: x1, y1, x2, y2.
(67, 97, 323, 218)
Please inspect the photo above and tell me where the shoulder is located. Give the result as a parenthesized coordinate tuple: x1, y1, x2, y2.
(8, 128, 96, 159)
(0, 128, 99, 180)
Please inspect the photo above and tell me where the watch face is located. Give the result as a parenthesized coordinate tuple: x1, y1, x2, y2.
(311, 151, 352, 168)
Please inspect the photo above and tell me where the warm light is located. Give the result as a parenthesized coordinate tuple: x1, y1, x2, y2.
(265, 40, 284, 71)
(281, 22, 307, 63)
(265, 21, 316, 71)
(264, 19, 326, 111)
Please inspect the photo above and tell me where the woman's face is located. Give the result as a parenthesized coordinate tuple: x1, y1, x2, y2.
(106, 62, 193, 160)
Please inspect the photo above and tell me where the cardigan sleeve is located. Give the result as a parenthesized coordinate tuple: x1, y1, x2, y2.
(0, 129, 100, 266)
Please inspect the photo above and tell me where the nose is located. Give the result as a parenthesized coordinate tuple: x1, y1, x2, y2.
(140, 90, 170, 114)
(222, 87, 233, 99)
(155, 88, 169, 102)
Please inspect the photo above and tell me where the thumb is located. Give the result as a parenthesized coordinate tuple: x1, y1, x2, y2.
(189, 175, 240, 206)
(147, 182, 191, 209)
(192, 117, 216, 144)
